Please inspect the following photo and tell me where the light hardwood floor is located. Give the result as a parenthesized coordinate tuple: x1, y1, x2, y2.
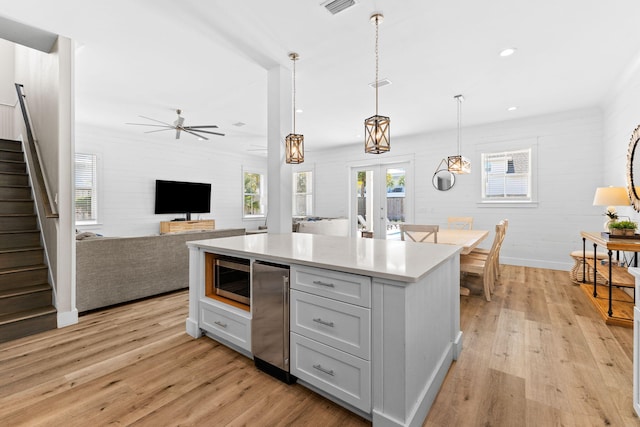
(0, 266, 637, 426)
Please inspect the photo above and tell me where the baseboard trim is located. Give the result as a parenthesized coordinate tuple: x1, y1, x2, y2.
(57, 309, 78, 327)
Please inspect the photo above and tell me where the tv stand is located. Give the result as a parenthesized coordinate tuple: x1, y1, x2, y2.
(160, 219, 215, 234)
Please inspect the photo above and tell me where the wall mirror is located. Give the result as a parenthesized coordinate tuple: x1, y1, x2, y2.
(432, 169, 456, 191)
(626, 125, 640, 211)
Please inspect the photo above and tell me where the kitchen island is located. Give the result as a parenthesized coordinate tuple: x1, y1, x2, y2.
(186, 233, 461, 427)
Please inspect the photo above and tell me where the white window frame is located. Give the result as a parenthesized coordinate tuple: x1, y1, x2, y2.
(242, 168, 267, 219)
(476, 140, 538, 207)
(292, 170, 314, 217)
(75, 153, 98, 224)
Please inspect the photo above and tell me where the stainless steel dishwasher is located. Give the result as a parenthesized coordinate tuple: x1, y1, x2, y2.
(251, 261, 296, 384)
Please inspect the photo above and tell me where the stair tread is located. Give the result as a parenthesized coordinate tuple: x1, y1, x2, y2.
(0, 283, 50, 299)
(0, 230, 40, 235)
(0, 184, 30, 189)
(0, 199, 32, 202)
(0, 247, 42, 255)
(0, 213, 36, 217)
(0, 264, 47, 275)
(0, 148, 22, 154)
(0, 171, 27, 176)
(0, 159, 25, 164)
(0, 306, 56, 326)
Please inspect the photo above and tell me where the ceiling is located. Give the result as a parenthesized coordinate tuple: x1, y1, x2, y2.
(2, 0, 640, 154)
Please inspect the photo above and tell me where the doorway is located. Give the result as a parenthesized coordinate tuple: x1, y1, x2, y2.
(350, 162, 412, 240)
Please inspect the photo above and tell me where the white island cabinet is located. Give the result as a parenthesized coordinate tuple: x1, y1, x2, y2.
(186, 233, 461, 427)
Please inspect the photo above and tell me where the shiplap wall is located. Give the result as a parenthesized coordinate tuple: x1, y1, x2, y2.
(308, 108, 603, 270)
(75, 125, 267, 237)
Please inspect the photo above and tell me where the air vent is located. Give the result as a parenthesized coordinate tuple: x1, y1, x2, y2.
(369, 78, 392, 88)
(322, 0, 356, 15)
(233, 122, 246, 127)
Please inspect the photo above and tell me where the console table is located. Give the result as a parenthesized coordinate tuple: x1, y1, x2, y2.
(160, 219, 215, 234)
(580, 231, 637, 326)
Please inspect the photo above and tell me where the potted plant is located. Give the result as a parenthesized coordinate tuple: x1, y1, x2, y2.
(608, 220, 637, 236)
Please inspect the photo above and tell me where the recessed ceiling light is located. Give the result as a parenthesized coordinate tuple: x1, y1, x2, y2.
(296, 109, 303, 113)
(499, 48, 517, 57)
(507, 106, 518, 111)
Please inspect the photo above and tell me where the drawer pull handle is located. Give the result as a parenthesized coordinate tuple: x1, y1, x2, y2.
(214, 321, 228, 328)
(313, 280, 335, 288)
(312, 318, 334, 327)
(312, 364, 335, 376)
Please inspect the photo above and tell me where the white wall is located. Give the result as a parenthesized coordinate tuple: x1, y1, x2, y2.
(0, 39, 15, 139)
(307, 108, 604, 271)
(602, 51, 640, 222)
(75, 125, 267, 237)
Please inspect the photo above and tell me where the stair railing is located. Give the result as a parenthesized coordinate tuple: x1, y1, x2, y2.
(14, 83, 58, 218)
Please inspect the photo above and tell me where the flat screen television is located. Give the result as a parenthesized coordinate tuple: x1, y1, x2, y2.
(155, 179, 211, 220)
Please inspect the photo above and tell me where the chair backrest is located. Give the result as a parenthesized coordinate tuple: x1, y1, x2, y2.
(448, 216, 473, 230)
(400, 224, 439, 243)
(486, 220, 507, 263)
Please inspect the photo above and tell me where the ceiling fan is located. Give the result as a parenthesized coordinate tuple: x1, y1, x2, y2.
(127, 109, 225, 140)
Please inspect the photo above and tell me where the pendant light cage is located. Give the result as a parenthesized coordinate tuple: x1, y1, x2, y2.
(364, 13, 390, 154)
(285, 52, 304, 164)
(447, 94, 471, 174)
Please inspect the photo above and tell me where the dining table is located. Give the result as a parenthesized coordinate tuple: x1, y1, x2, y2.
(436, 229, 489, 254)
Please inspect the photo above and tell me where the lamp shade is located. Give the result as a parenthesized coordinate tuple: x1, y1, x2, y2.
(593, 186, 630, 206)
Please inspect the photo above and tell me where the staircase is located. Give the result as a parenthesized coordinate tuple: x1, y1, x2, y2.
(0, 138, 56, 344)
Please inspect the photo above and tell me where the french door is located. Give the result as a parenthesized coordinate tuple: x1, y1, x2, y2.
(350, 161, 412, 240)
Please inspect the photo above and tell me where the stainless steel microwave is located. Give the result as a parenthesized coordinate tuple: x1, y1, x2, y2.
(214, 257, 250, 305)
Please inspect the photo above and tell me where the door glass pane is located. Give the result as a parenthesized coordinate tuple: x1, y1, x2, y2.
(356, 169, 373, 237)
(385, 168, 405, 240)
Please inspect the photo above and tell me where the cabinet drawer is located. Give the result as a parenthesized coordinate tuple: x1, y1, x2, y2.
(291, 290, 370, 360)
(291, 265, 371, 307)
(200, 302, 251, 352)
(291, 333, 371, 413)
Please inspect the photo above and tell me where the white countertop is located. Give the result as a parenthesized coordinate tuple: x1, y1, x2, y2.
(187, 233, 461, 283)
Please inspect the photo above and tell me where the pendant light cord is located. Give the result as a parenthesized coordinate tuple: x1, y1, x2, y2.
(292, 56, 297, 133)
(375, 15, 379, 116)
(456, 95, 462, 155)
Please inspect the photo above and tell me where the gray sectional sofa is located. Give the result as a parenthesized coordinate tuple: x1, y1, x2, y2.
(76, 228, 245, 312)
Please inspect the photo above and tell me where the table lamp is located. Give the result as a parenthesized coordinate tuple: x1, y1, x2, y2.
(593, 186, 630, 229)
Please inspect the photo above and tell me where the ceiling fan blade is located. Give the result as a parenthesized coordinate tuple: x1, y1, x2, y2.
(185, 125, 219, 129)
(126, 123, 174, 128)
(144, 128, 173, 134)
(182, 129, 209, 140)
(138, 115, 174, 127)
(189, 129, 225, 137)
(175, 128, 181, 139)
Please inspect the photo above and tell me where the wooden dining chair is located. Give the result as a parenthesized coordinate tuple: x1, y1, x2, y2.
(400, 224, 439, 243)
(467, 219, 508, 284)
(460, 220, 506, 301)
(447, 216, 473, 230)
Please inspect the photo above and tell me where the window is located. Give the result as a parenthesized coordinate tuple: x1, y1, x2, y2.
(481, 148, 531, 202)
(75, 153, 97, 223)
(293, 171, 313, 216)
(243, 171, 266, 217)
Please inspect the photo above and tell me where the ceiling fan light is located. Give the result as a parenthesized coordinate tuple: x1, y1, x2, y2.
(364, 115, 390, 154)
(286, 133, 304, 164)
(447, 155, 471, 174)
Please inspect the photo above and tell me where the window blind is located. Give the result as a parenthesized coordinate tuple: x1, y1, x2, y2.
(75, 153, 97, 221)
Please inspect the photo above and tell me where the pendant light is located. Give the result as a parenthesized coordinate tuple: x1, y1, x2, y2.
(364, 13, 390, 154)
(447, 94, 471, 174)
(285, 52, 304, 164)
